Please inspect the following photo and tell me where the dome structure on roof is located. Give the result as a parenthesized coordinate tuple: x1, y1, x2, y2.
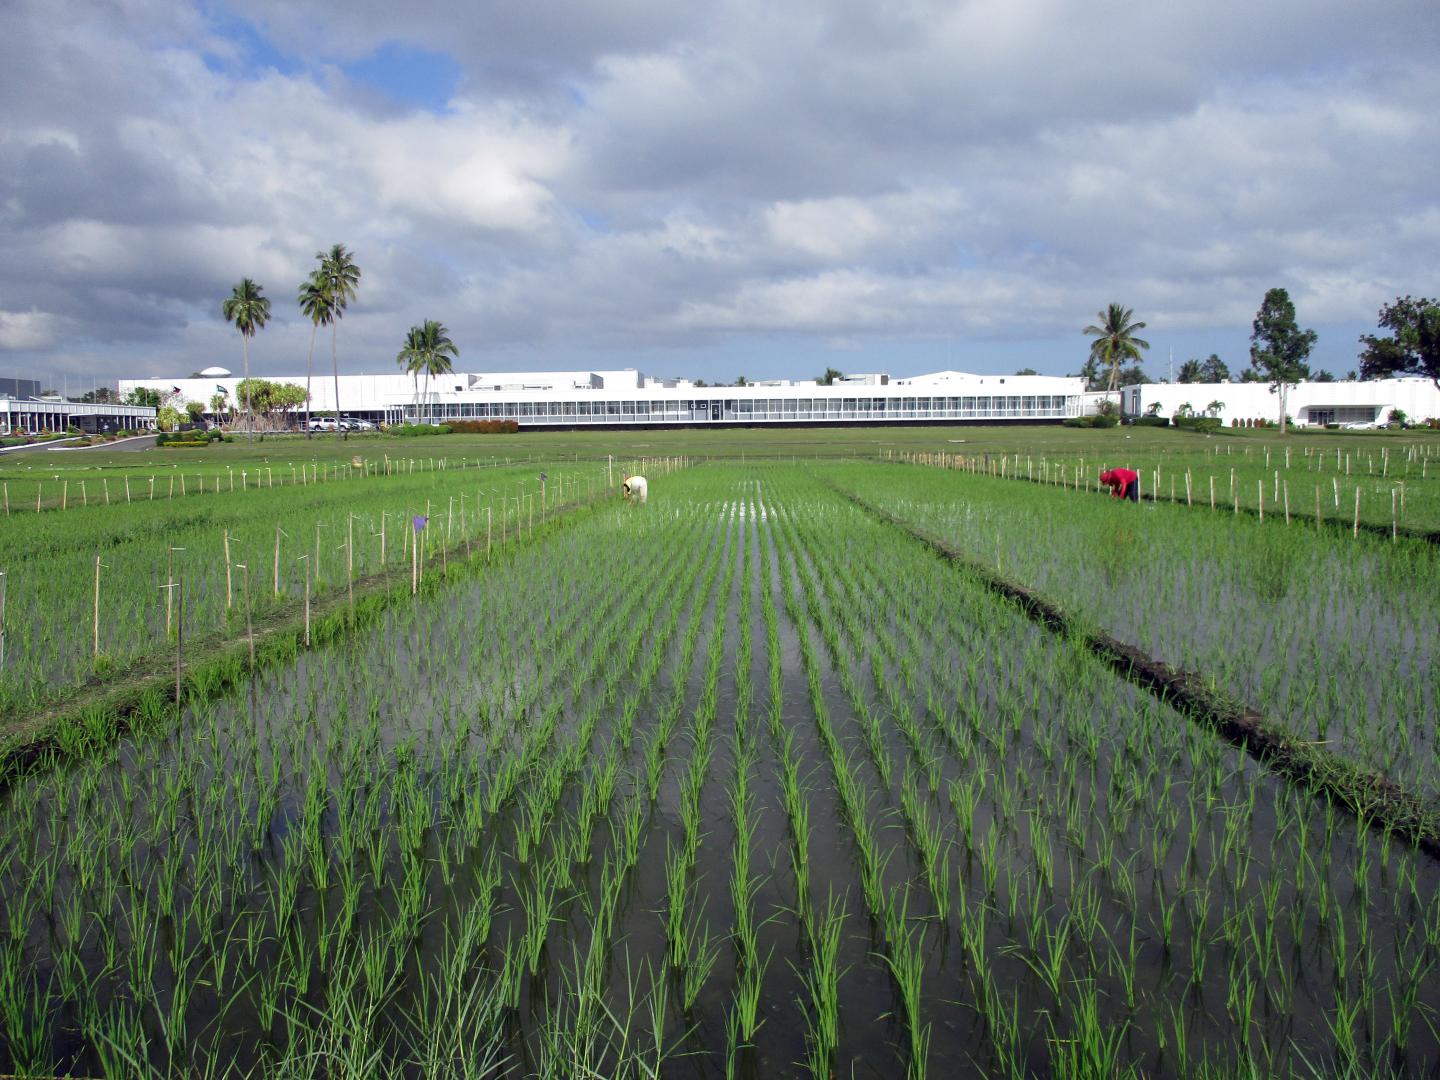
(199, 366, 231, 377)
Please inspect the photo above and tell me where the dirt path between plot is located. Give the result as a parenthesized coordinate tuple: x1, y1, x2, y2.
(835, 484, 1440, 859)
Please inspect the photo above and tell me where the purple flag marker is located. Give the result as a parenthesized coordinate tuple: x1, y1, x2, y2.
(413, 515, 428, 532)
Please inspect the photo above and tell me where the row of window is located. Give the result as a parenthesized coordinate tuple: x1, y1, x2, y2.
(408, 395, 1076, 421)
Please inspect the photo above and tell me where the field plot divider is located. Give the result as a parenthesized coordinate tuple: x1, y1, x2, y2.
(831, 482, 1440, 859)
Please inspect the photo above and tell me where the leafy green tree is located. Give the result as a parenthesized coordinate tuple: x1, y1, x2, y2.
(1082, 304, 1150, 393)
(1207, 400, 1226, 418)
(1313, 369, 1336, 382)
(1176, 359, 1202, 383)
(317, 245, 361, 439)
(1014, 367, 1039, 376)
(1199, 354, 1230, 382)
(123, 386, 163, 408)
(221, 278, 271, 434)
(80, 387, 117, 404)
(1247, 287, 1315, 434)
(298, 269, 334, 437)
(235, 378, 308, 428)
(817, 367, 844, 386)
(185, 401, 205, 425)
(397, 320, 459, 423)
(155, 406, 183, 432)
(1359, 295, 1440, 389)
(209, 392, 229, 421)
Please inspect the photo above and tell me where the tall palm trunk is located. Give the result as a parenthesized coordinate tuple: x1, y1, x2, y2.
(332, 321, 344, 441)
(241, 332, 252, 439)
(305, 323, 317, 439)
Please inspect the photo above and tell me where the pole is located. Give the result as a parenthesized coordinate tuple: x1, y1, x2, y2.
(224, 530, 233, 610)
(93, 554, 101, 660)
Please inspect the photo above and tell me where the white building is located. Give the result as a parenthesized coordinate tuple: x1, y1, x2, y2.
(120, 369, 1085, 428)
(1119, 378, 1440, 428)
(1, 397, 157, 435)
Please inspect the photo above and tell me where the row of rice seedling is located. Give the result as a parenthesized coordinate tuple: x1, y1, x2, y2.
(0, 460, 612, 714)
(893, 435, 1440, 534)
(753, 466, 1440, 1075)
(835, 461, 1440, 801)
(3, 462, 1437, 1076)
(0, 448, 645, 514)
(0, 483, 730, 1076)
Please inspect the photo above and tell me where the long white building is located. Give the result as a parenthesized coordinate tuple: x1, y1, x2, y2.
(121, 368, 1086, 427)
(1119, 378, 1440, 428)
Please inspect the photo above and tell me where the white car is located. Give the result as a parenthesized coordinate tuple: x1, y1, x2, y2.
(306, 417, 338, 431)
(343, 418, 376, 431)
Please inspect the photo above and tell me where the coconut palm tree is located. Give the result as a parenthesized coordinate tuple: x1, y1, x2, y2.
(316, 244, 361, 439)
(1083, 303, 1150, 394)
(297, 270, 333, 437)
(397, 320, 459, 423)
(221, 279, 271, 436)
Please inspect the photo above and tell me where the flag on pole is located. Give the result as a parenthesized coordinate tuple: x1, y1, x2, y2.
(412, 515, 428, 532)
(217, 384, 228, 395)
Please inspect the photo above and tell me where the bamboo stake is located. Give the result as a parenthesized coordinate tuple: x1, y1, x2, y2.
(0, 572, 6, 673)
(347, 513, 354, 614)
(273, 525, 285, 596)
(487, 506, 492, 560)
(223, 530, 233, 609)
(238, 563, 255, 666)
(300, 555, 311, 646)
(1354, 487, 1360, 538)
(93, 554, 102, 659)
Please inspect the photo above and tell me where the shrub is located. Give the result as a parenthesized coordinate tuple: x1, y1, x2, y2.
(1131, 416, 1170, 427)
(387, 423, 452, 437)
(447, 419, 521, 434)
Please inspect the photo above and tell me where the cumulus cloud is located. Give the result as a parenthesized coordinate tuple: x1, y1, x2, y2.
(2, 0, 1438, 382)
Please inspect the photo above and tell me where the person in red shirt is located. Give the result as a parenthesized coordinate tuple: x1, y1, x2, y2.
(1099, 467, 1140, 502)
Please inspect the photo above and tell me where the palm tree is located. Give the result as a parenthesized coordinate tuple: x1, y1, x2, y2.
(316, 244, 361, 439)
(397, 320, 459, 423)
(297, 270, 333, 437)
(221, 279, 271, 436)
(1083, 303, 1150, 394)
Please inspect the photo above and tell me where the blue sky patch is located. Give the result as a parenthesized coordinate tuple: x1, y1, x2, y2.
(342, 42, 461, 113)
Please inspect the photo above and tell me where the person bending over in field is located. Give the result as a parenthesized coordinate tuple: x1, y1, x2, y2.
(1099, 467, 1139, 502)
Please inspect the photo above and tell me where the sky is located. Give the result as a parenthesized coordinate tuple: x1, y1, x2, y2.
(2, 0, 1437, 390)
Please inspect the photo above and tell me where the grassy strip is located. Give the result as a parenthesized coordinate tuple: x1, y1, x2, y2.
(0, 489, 612, 783)
(836, 483, 1440, 858)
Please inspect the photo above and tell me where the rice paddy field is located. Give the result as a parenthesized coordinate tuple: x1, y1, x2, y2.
(2, 427, 1439, 1078)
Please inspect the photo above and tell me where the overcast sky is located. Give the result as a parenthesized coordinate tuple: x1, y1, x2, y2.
(3, 0, 1437, 388)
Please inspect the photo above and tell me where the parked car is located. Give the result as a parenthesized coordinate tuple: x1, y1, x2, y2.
(307, 417, 339, 431)
(341, 418, 376, 431)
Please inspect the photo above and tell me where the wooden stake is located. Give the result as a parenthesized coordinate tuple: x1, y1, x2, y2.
(273, 525, 284, 596)
(238, 563, 255, 666)
(223, 530, 233, 609)
(300, 555, 311, 646)
(93, 554, 102, 659)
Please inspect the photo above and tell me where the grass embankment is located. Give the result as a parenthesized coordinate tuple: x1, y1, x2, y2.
(838, 485, 1440, 856)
